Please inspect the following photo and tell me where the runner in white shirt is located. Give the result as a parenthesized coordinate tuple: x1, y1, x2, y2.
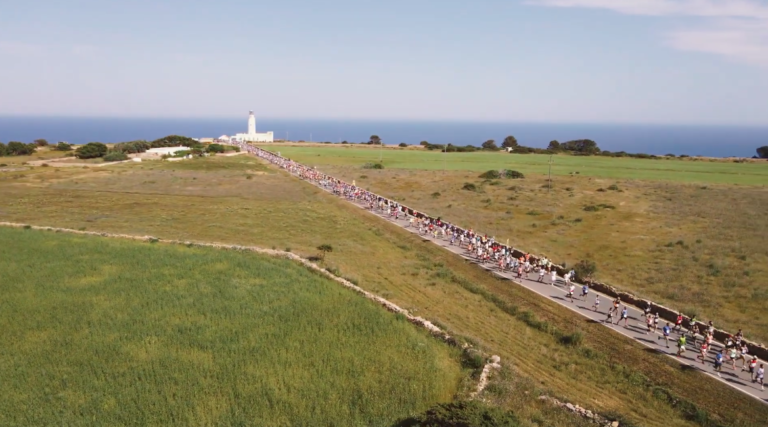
(550, 270, 557, 286)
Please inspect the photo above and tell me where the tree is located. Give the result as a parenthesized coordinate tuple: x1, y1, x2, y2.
(398, 142, 408, 147)
(75, 142, 108, 159)
(55, 142, 73, 151)
(547, 140, 561, 151)
(317, 244, 333, 261)
(420, 141, 429, 146)
(481, 139, 498, 150)
(150, 135, 198, 148)
(7, 141, 36, 156)
(0, 142, 6, 156)
(369, 135, 382, 145)
(560, 139, 600, 155)
(757, 146, 768, 159)
(501, 136, 518, 149)
(34, 139, 49, 147)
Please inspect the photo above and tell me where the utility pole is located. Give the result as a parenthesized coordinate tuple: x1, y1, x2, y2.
(443, 143, 447, 174)
(548, 155, 554, 192)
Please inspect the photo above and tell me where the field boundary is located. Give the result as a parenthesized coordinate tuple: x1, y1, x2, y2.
(0, 221, 501, 398)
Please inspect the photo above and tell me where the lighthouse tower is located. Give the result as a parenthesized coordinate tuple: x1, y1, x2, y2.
(247, 110, 256, 135)
(234, 110, 274, 142)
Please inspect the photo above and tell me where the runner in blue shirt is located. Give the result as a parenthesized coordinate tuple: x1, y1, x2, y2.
(658, 323, 671, 348)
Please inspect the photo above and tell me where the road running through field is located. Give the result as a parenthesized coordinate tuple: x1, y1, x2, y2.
(244, 147, 767, 405)
(351, 200, 768, 405)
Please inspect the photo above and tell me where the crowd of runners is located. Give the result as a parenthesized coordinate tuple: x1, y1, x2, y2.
(233, 141, 765, 393)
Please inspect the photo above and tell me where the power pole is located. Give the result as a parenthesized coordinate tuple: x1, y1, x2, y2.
(548, 155, 554, 192)
(443, 143, 447, 174)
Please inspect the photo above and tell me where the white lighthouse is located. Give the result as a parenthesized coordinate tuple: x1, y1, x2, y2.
(247, 110, 256, 135)
(235, 110, 274, 143)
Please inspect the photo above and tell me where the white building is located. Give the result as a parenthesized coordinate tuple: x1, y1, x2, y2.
(234, 111, 273, 143)
(145, 146, 188, 156)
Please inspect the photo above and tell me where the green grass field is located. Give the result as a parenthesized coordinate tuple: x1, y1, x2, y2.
(0, 227, 461, 427)
(263, 145, 768, 185)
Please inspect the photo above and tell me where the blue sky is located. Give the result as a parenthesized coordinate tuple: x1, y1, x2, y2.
(1, 0, 767, 125)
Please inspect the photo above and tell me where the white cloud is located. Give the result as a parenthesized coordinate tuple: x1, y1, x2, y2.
(530, 0, 768, 67)
(530, 0, 768, 18)
(667, 20, 768, 66)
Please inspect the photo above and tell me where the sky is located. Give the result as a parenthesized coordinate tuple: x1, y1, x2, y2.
(1, 0, 767, 125)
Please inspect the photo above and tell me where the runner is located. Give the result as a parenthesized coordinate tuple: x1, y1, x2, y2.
(645, 314, 654, 334)
(714, 350, 724, 377)
(659, 323, 671, 348)
(727, 345, 739, 370)
(676, 335, 687, 357)
(674, 313, 684, 333)
(738, 343, 750, 369)
(616, 306, 629, 327)
(592, 294, 600, 312)
(652, 313, 660, 333)
(537, 267, 545, 283)
(605, 307, 614, 325)
(566, 283, 575, 303)
(580, 284, 589, 301)
(698, 341, 709, 364)
(756, 364, 765, 391)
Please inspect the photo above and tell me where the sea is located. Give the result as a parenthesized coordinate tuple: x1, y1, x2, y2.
(1, 116, 766, 158)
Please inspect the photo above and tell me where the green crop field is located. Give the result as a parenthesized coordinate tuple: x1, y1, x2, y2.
(263, 145, 768, 185)
(0, 227, 461, 427)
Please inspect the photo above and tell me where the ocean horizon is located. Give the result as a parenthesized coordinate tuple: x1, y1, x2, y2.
(1, 116, 766, 158)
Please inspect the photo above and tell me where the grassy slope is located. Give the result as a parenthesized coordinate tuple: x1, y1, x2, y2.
(265, 145, 768, 185)
(1, 156, 767, 426)
(0, 227, 461, 427)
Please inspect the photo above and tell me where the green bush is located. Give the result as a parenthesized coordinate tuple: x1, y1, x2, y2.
(479, 170, 501, 179)
(55, 142, 73, 151)
(75, 142, 108, 159)
(362, 162, 384, 169)
(113, 140, 150, 154)
(501, 169, 524, 179)
(574, 259, 597, 281)
(398, 142, 408, 147)
(150, 135, 198, 148)
(608, 184, 620, 191)
(0, 143, 6, 157)
(399, 401, 520, 427)
(206, 144, 225, 154)
(103, 151, 129, 162)
(559, 332, 584, 347)
(6, 141, 36, 156)
(462, 183, 477, 192)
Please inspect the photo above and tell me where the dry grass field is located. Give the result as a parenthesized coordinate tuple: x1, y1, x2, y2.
(318, 166, 768, 345)
(1, 156, 767, 426)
